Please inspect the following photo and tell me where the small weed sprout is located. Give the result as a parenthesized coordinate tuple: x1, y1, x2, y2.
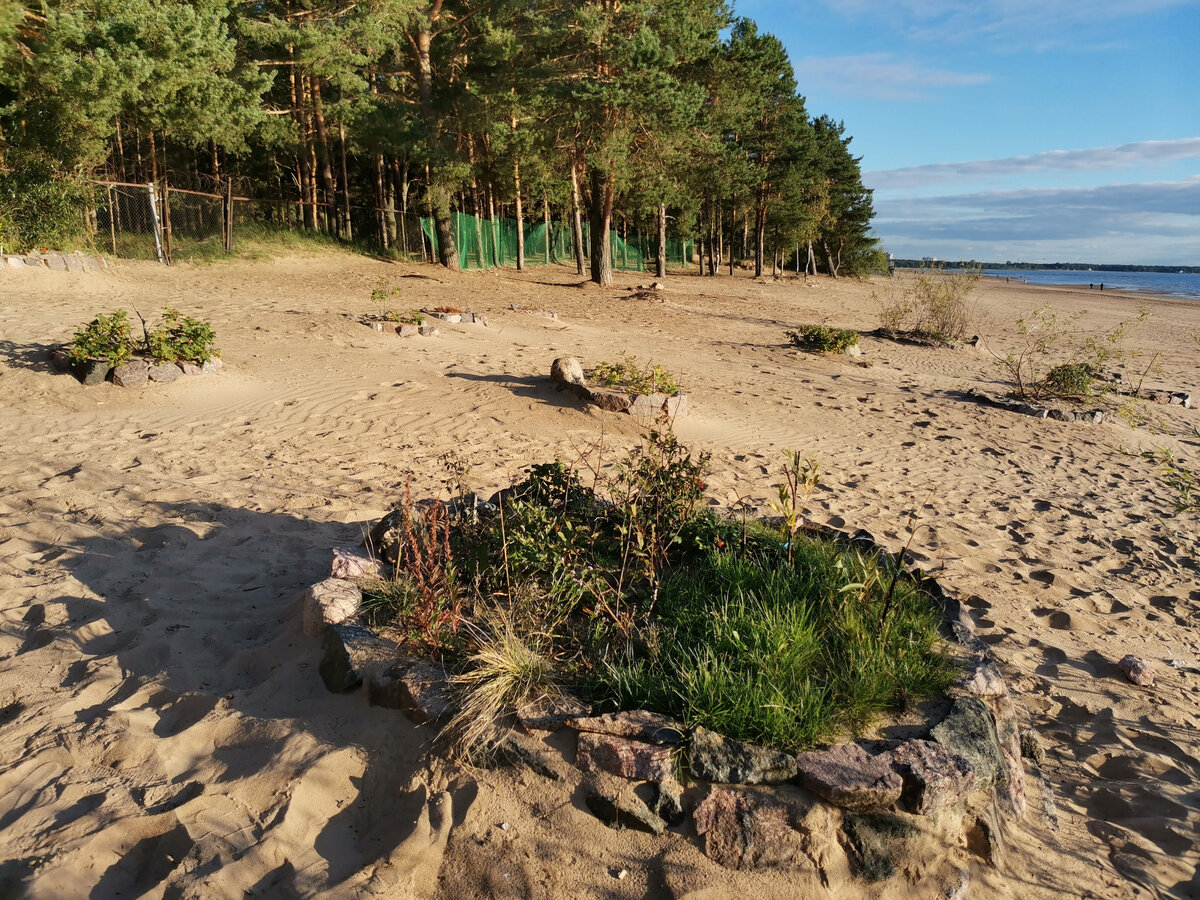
(1143, 448, 1200, 514)
(370, 280, 424, 325)
(588, 355, 680, 396)
(770, 451, 820, 562)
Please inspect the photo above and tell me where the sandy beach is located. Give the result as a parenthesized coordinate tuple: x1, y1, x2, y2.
(0, 252, 1197, 898)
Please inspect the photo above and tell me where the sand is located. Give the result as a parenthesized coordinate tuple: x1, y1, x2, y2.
(0, 252, 1196, 899)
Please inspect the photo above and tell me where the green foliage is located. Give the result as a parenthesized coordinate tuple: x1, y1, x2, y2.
(370, 281, 424, 325)
(68, 310, 134, 367)
(876, 265, 979, 343)
(587, 355, 680, 396)
(0, 149, 94, 253)
(786, 325, 859, 353)
(994, 304, 1149, 402)
(145, 308, 219, 364)
(1143, 447, 1199, 515)
(591, 525, 954, 752)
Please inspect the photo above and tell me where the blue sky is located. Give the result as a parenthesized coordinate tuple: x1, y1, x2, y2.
(734, 0, 1200, 264)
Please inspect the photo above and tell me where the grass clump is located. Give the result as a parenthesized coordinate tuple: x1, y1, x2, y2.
(787, 325, 859, 354)
(380, 427, 955, 759)
(587, 354, 680, 396)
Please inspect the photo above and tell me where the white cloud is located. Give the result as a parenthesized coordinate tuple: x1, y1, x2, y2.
(866, 138, 1200, 189)
(793, 53, 990, 101)
(873, 176, 1200, 262)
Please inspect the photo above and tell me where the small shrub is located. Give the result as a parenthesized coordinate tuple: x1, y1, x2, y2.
(146, 308, 219, 364)
(994, 304, 1149, 402)
(369, 281, 424, 325)
(876, 265, 979, 343)
(68, 310, 134, 367)
(587, 355, 679, 396)
(382, 309, 425, 325)
(787, 325, 859, 353)
(1143, 447, 1199, 514)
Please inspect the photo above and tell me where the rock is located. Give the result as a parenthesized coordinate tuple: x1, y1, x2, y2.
(1073, 409, 1105, 424)
(1150, 391, 1171, 405)
(1171, 392, 1191, 408)
(397, 323, 420, 337)
(1118, 654, 1154, 686)
(318, 623, 393, 693)
(43, 253, 67, 272)
(178, 360, 206, 375)
(795, 743, 903, 811)
(47, 347, 71, 372)
(689, 727, 798, 785)
(330, 545, 384, 580)
(960, 659, 1007, 698)
(201, 357, 223, 374)
(650, 281, 665, 290)
(73, 359, 111, 386)
(418, 322, 439, 337)
(576, 732, 675, 783)
(550, 356, 585, 387)
(1047, 408, 1072, 422)
(649, 778, 686, 826)
(302, 578, 362, 637)
(985, 693, 1027, 819)
(111, 359, 150, 388)
(628, 393, 669, 418)
(148, 361, 181, 383)
(965, 809, 1004, 869)
(80, 256, 101, 273)
(366, 659, 455, 724)
(64, 254, 85, 273)
(931, 697, 1004, 791)
(5, 256, 24, 267)
(582, 773, 665, 834)
(845, 344, 862, 357)
(488, 730, 565, 781)
(517, 692, 591, 731)
(839, 812, 919, 883)
(567, 710, 684, 745)
(692, 786, 803, 870)
(890, 739, 977, 814)
(587, 388, 632, 413)
(664, 394, 688, 418)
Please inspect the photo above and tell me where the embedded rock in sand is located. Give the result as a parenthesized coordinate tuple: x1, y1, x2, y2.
(148, 361, 182, 383)
(319, 623, 393, 692)
(111, 360, 150, 388)
(795, 743, 903, 812)
(628, 392, 670, 418)
(690, 726, 799, 785)
(931, 697, 1005, 791)
(587, 388, 633, 412)
(567, 709, 684, 745)
(366, 659, 455, 725)
(582, 772, 666, 834)
(517, 692, 591, 731)
(960, 660, 1008, 698)
(330, 545, 384, 580)
(649, 778, 686, 826)
(889, 739, 977, 814)
(576, 732, 675, 783)
(839, 812, 920, 883)
(693, 786, 804, 870)
(550, 356, 585, 387)
(1118, 654, 1155, 686)
(302, 578, 362, 637)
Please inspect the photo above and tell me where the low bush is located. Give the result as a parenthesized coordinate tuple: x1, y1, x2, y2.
(385, 428, 955, 758)
(146, 308, 219, 364)
(369, 281, 424, 325)
(876, 265, 979, 344)
(68, 307, 218, 369)
(68, 309, 135, 367)
(786, 325, 859, 353)
(587, 355, 680, 396)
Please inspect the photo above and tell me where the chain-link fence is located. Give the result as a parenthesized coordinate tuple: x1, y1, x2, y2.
(92, 182, 163, 261)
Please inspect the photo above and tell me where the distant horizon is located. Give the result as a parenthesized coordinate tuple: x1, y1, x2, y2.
(891, 258, 1200, 272)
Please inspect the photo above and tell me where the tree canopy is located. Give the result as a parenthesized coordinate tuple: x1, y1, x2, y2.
(0, 0, 879, 279)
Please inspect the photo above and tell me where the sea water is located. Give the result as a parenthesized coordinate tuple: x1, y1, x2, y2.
(979, 269, 1200, 301)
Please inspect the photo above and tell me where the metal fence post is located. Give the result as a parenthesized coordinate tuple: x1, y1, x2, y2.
(147, 183, 165, 265)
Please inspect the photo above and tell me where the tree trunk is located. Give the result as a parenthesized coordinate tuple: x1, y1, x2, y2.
(375, 153, 388, 250)
(513, 157, 525, 270)
(414, 17, 457, 269)
(569, 159, 585, 276)
(543, 193, 551, 264)
(656, 202, 667, 279)
(309, 77, 337, 235)
(754, 201, 766, 279)
(588, 166, 614, 286)
(338, 117, 353, 241)
(823, 240, 839, 278)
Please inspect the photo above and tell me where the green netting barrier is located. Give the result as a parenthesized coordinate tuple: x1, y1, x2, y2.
(421, 212, 692, 272)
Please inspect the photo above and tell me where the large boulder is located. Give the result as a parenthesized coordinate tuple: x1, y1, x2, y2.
(366, 659, 456, 725)
(576, 732, 675, 782)
(550, 356, 585, 387)
(148, 361, 181, 383)
(689, 727, 798, 784)
(692, 786, 804, 870)
(567, 710, 684, 745)
(931, 697, 1005, 791)
(889, 739, 977, 814)
(302, 578, 362, 637)
(111, 360, 150, 388)
(318, 623, 393, 692)
(587, 388, 632, 413)
(795, 743, 903, 812)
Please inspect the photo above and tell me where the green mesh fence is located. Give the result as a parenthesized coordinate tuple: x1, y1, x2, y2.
(421, 212, 692, 272)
